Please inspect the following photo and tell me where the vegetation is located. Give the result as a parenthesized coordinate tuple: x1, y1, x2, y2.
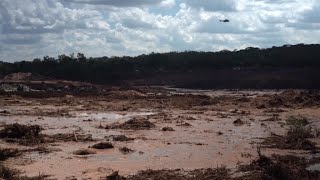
(0, 44, 320, 85)
(263, 116, 317, 150)
(238, 148, 320, 180)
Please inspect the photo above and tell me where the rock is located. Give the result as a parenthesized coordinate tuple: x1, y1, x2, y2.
(162, 127, 174, 131)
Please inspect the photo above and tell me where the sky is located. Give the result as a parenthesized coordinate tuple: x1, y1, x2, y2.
(0, 0, 319, 62)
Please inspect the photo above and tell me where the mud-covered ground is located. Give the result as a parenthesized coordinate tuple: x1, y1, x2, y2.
(0, 80, 320, 179)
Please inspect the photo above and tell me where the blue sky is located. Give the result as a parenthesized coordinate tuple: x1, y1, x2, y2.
(0, 0, 319, 62)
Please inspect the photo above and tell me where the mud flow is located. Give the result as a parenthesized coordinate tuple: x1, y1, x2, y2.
(0, 79, 320, 179)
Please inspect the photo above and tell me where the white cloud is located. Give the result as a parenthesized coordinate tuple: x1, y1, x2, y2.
(64, 0, 165, 7)
(0, 0, 319, 61)
(182, 0, 237, 12)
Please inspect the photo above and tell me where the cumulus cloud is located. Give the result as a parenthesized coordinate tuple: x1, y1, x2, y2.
(182, 0, 237, 12)
(64, 0, 165, 7)
(0, 0, 319, 61)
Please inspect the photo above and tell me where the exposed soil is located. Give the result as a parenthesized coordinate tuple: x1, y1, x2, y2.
(0, 79, 320, 179)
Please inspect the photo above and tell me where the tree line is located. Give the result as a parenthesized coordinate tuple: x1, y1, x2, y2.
(0, 44, 320, 84)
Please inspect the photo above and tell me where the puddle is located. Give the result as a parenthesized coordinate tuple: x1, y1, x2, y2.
(75, 112, 154, 120)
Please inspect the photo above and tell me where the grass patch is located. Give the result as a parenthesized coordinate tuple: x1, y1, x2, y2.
(263, 116, 317, 150)
(286, 116, 309, 126)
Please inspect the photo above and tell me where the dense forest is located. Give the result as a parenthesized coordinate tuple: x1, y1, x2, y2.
(1, 44, 320, 89)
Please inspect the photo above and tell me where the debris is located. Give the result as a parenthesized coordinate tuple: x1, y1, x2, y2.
(256, 103, 266, 109)
(177, 122, 192, 127)
(0, 148, 20, 161)
(217, 131, 223, 135)
(50, 133, 93, 142)
(0, 123, 41, 139)
(268, 90, 320, 107)
(263, 123, 316, 150)
(105, 118, 155, 130)
(263, 108, 286, 113)
(238, 148, 320, 179)
(73, 149, 96, 155)
(261, 116, 281, 122)
(0, 84, 31, 92)
(162, 127, 174, 131)
(119, 147, 134, 154)
(0, 165, 17, 180)
(106, 171, 125, 180)
(0, 110, 9, 114)
(107, 135, 134, 142)
(90, 142, 114, 149)
(233, 119, 244, 126)
(122, 166, 231, 180)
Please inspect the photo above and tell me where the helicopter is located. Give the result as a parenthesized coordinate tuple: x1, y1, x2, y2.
(219, 19, 230, 23)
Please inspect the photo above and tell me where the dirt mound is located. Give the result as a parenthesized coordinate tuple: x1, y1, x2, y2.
(2, 72, 49, 82)
(268, 90, 320, 107)
(3, 72, 33, 81)
(105, 118, 155, 130)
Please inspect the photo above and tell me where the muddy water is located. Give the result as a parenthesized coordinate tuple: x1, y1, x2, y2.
(3, 111, 283, 179)
(1, 89, 318, 179)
